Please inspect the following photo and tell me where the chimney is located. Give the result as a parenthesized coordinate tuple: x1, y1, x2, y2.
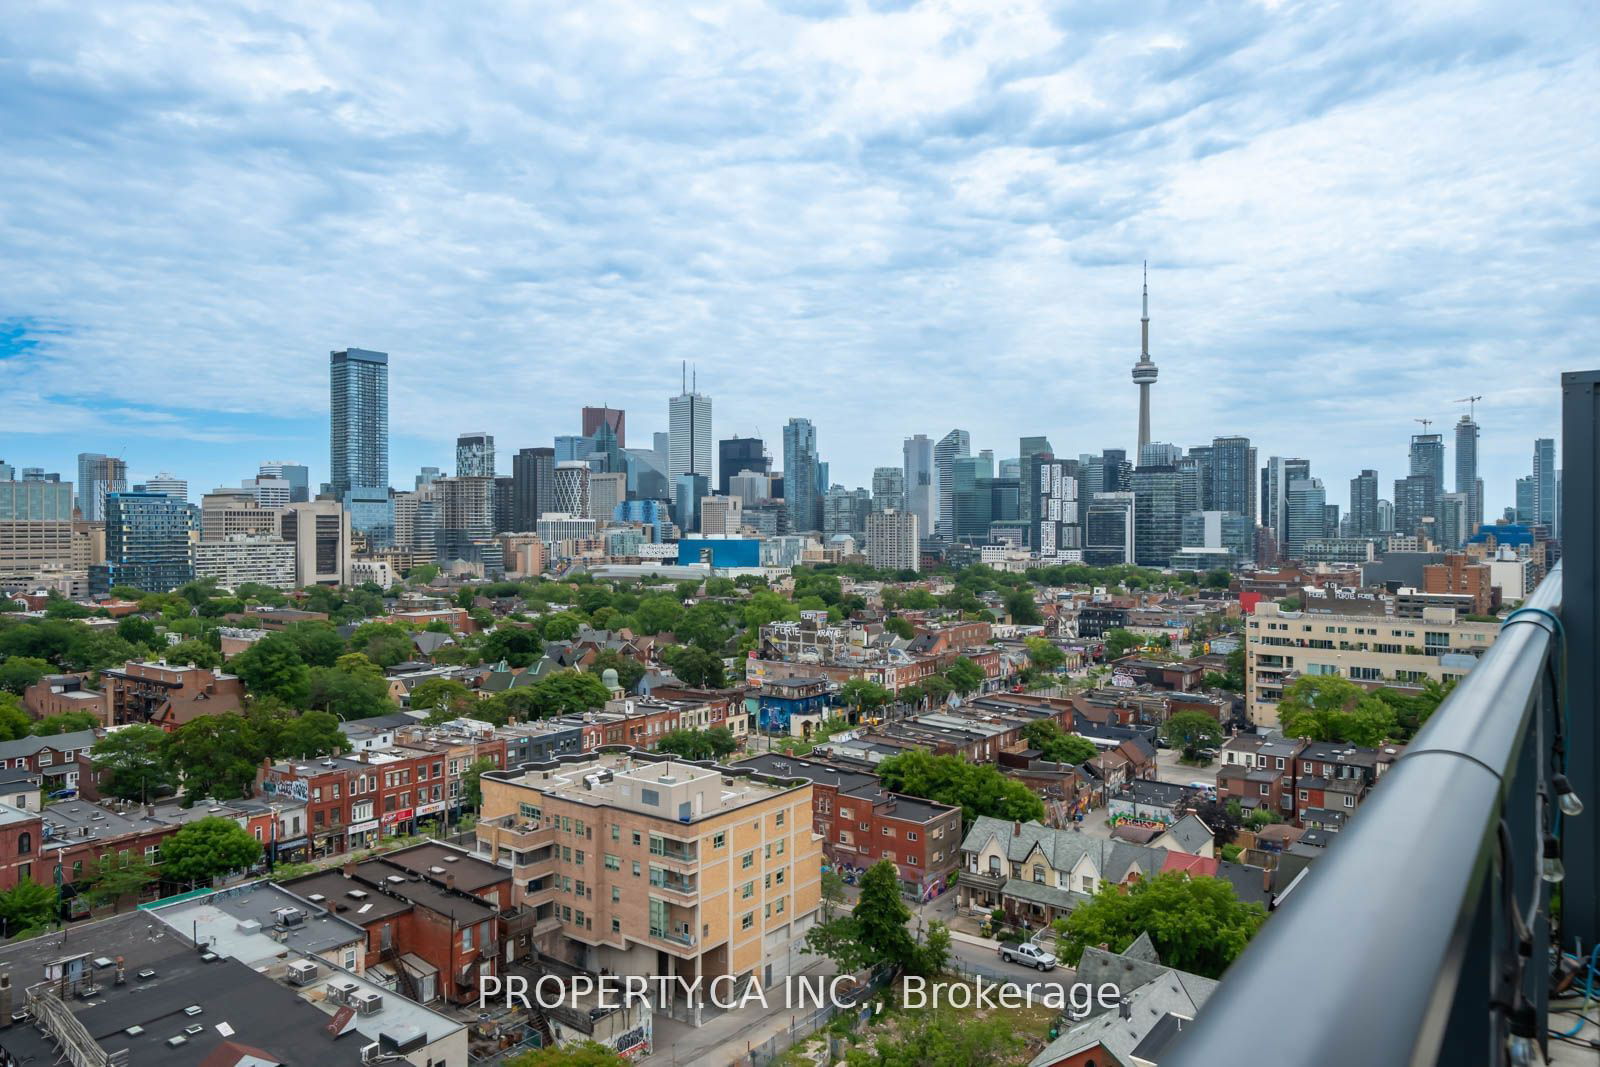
(445, 873, 456, 891)
(343, 859, 357, 878)
(1012, 821, 1021, 837)
(1118, 997, 1132, 1020)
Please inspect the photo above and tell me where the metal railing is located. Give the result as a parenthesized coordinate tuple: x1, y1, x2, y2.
(1172, 573, 1589, 1063)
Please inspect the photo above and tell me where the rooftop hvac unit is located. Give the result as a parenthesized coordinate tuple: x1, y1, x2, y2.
(329, 980, 360, 1006)
(353, 991, 384, 1015)
(275, 907, 305, 927)
(286, 960, 319, 986)
(236, 919, 261, 935)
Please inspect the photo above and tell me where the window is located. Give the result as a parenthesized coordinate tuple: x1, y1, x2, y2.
(882, 826, 894, 836)
(611, 824, 620, 841)
(462, 925, 474, 951)
(774, 811, 785, 828)
(632, 861, 641, 876)
(909, 855, 918, 866)
(632, 831, 642, 846)
(742, 851, 754, 869)
(16, 832, 29, 855)
(605, 854, 620, 870)
(1299, 791, 1309, 802)
(741, 912, 754, 930)
(1259, 785, 1269, 796)
(742, 881, 754, 899)
(712, 831, 726, 849)
(1343, 796, 1355, 808)
(612, 917, 621, 933)
(612, 887, 620, 902)
(907, 831, 918, 842)
(775, 897, 785, 915)
(641, 788, 660, 807)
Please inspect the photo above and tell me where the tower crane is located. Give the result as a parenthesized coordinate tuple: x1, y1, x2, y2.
(1455, 395, 1484, 420)
(1414, 418, 1432, 434)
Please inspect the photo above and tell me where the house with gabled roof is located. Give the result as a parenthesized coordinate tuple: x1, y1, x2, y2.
(957, 816, 1166, 927)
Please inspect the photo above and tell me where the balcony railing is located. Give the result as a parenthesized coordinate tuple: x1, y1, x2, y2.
(1172, 370, 1600, 1067)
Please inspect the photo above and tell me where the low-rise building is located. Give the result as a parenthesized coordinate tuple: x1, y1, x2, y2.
(957, 817, 1166, 927)
(99, 659, 247, 730)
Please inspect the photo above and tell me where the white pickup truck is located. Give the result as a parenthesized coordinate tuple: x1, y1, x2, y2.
(998, 942, 1059, 970)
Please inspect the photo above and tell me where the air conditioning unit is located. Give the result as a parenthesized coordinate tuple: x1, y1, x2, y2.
(353, 992, 384, 1015)
(329, 980, 360, 1006)
(286, 960, 319, 986)
(275, 907, 305, 927)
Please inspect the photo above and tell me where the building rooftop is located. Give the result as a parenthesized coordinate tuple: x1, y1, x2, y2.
(487, 748, 805, 821)
(148, 881, 365, 963)
(377, 842, 510, 894)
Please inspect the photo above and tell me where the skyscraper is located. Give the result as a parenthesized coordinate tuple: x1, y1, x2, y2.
(902, 435, 935, 538)
(552, 462, 592, 519)
(1263, 457, 1310, 545)
(718, 437, 768, 495)
(75, 453, 127, 522)
(867, 510, 919, 572)
(782, 418, 820, 533)
(871, 467, 904, 513)
(90, 490, 197, 595)
(1454, 415, 1481, 533)
(1131, 466, 1181, 567)
(1515, 476, 1536, 522)
(1409, 433, 1445, 500)
(1032, 456, 1080, 558)
(1131, 264, 1160, 452)
(1285, 477, 1328, 560)
(950, 452, 994, 542)
(581, 406, 626, 449)
(1083, 492, 1136, 567)
(1533, 437, 1556, 529)
(1394, 474, 1436, 539)
(140, 473, 188, 501)
(456, 432, 495, 477)
(1209, 436, 1255, 525)
(1018, 436, 1054, 533)
(329, 347, 392, 546)
(518, 447, 563, 531)
(933, 429, 970, 538)
(668, 369, 712, 483)
(1350, 470, 1380, 537)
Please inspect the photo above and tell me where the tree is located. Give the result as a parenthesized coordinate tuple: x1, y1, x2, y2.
(160, 817, 263, 886)
(1102, 628, 1142, 660)
(654, 727, 738, 761)
(876, 750, 1043, 825)
(0, 878, 58, 937)
(1058, 871, 1267, 978)
(661, 645, 726, 689)
(943, 657, 985, 695)
(838, 678, 892, 718)
(883, 616, 915, 640)
(81, 855, 158, 913)
(164, 639, 222, 670)
(165, 715, 265, 801)
(462, 756, 497, 809)
(1004, 588, 1042, 625)
(504, 1043, 625, 1067)
(804, 860, 923, 974)
(1020, 720, 1099, 766)
(0, 694, 31, 742)
(1278, 676, 1397, 747)
(1023, 637, 1065, 674)
(230, 634, 311, 705)
(843, 1009, 1023, 1067)
(585, 649, 645, 693)
(277, 711, 351, 760)
(1160, 711, 1225, 760)
(1374, 678, 1456, 740)
(307, 653, 393, 720)
(0, 656, 52, 695)
(32, 711, 100, 736)
(407, 563, 441, 585)
(92, 725, 176, 801)
(517, 671, 611, 719)
(632, 595, 684, 636)
(1193, 798, 1244, 846)
(282, 621, 347, 668)
(411, 679, 476, 722)
(482, 626, 542, 668)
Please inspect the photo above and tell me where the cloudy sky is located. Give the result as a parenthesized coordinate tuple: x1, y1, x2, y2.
(2, 0, 1595, 515)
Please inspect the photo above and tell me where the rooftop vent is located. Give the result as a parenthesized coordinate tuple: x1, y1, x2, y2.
(184, 1005, 202, 1016)
(185, 1024, 204, 1036)
(124, 1026, 144, 1037)
(166, 1036, 188, 1049)
(200, 953, 219, 963)
(353, 991, 384, 1015)
(347, 890, 368, 900)
(428, 866, 446, 875)
(287, 960, 319, 986)
(385, 876, 406, 885)
(136, 969, 157, 981)
(443, 856, 459, 863)
(307, 894, 326, 904)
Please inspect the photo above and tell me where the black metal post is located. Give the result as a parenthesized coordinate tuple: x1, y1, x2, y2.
(1560, 370, 1598, 950)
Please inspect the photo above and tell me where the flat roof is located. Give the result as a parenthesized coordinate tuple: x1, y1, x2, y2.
(491, 749, 802, 819)
(378, 842, 510, 893)
(148, 881, 365, 962)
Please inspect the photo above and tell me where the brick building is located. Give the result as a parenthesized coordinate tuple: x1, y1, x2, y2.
(98, 660, 247, 730)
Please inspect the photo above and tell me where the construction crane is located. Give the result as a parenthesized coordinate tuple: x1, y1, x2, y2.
(1455, 395, 1484, 420)
(1414, 417, 1433, 434)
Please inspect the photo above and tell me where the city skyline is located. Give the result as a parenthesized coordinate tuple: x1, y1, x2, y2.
(1, 3, 1593, 515)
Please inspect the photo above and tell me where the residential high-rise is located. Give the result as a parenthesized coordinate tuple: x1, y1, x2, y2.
(415, 466, 441, 490)
(933, 429, 970, 538)
(1533, 437, 1556, 529)
(581, 406, 626, 449)
(493, 475, 516, 534)
(1018, 436, 1053, 532)
(1285, 477, 1328, 560)
(259, 461, 310, 503)
(90, 490, 197, 595)
(673, 474, 709, 534)
(512, 447, 556, 529)
(140, 473, 188, 501)
(1131, 264, 1160, 452)
(75, 453, 128, 522)
(1377, 498, 1395, 533)
(950, 453, 994, 542)
(329, 347, 392, 546)
(867, 510, 919, 572)
(455, 432, 495, 478)
(902, 434, 935, 538)
(201, 489, 280, 541)
(1138, 441, 1181, 468)
(783, 418, 821, 533)
(668, 370, 712, 483)
(1393, 474, 1436, 540)
(433, 476, 501, 575)
(1263, 457, 1310, 545)
(239, 476, 289, 509)
(1032, 456, 1080, 558)
(1180, 511, 1253, 562)
(588, 472, 626, 524)
(718, 438, 768, 496)
(1209, 436, 1255, 525)
(1454, 415, 1481, 533)
(1131, 466, 1181, 567)
(1350, 470, 1380, 537)
(0, 473, 76, 578)
(393, 488, 437, 562)
(1409, 432, 1445, 502)
(1437, 491, 1471, 549)
(823, 485, 872, 542)
(699, 495, 744, 536)
(869, 467, 904, 513)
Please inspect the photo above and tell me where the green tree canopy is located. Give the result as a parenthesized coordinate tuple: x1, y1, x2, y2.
(1004, 588, 1043, 625)
(81, 854, 158, 913)
(1023, 637, 1065, 674)
(160, 817, 264, 886)
(504, 1042, 625, 1066)
(411, 679, 476, 722)
(522, 671, 611, 719)
(282, 621, 347, 668)
(164, 639, 222, 670)
(1102, 628, 1143, 660)
(1058, 871, 1267, 978)
(876, 750, 1043, 825)
(841, 1009, 1023, 1067)
(0, 878, 58, 936)
(943, 656, 985, 695)
(838, 678, 892, 716)
(1160, 710, 1225, 759)
(165, 715, 266, 801)
(307, 653, 393, 720)
(654, 727, 738, 762)
(661, 645, 726, 689)
(803, 859, 949, 977)
(883, 616, 915, 640)
(0, 694, 32, 741)
(1020, 720, 1099, 765)
(585, 649, 645, 693)
(0, 656, 53, 695)
(115, 616, 161, 649)
(32, 710, 100, 735)
(482, 625, 543, 668)
(277, 711, 352, 760)
(92, 724, 177, 801)
(230, 634, 312, 705)
(1278, 676, 1397, 747)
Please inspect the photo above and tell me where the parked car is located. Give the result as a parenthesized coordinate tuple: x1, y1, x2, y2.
(999, 942, 1058, 970)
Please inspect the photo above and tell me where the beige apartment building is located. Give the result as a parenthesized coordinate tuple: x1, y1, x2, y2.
(477, 748, 821, 1022)
(1245, 600, 1500, 727)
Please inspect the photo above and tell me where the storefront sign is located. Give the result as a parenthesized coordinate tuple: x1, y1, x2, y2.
(348, 820, 380, 835)
(381, 808, 415, 827)
(416, 800, 447, 817)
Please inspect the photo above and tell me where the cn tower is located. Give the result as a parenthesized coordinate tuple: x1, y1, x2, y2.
(1132, 262, 1158, 453)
